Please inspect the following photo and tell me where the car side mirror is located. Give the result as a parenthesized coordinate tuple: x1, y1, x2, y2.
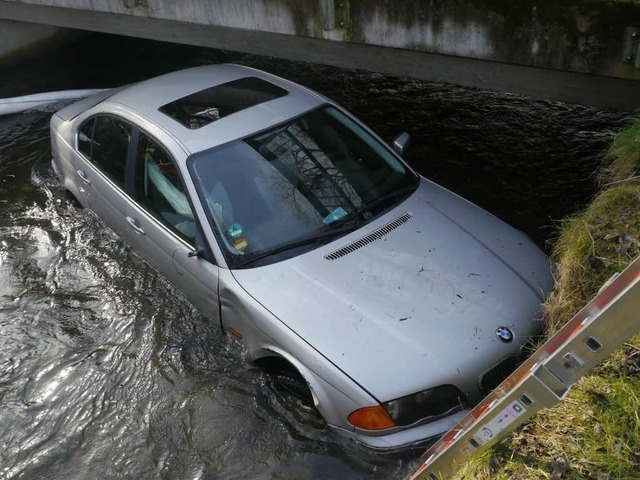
(392, 132, 411, 156)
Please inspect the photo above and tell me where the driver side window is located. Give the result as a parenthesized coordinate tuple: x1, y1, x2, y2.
(133, 134, 196, 245)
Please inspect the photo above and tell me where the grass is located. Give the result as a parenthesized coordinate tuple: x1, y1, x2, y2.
(544, 185, 640, 335)
(599, 120, 640, 188)
(454, 120, 640, 480)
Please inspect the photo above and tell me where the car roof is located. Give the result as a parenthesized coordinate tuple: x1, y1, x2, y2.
(102, 64, 328, 155)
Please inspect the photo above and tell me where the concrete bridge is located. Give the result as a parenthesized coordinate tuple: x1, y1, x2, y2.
(1, 0, 640, 111)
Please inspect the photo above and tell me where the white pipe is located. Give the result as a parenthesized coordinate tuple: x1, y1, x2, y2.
(0, 89, 109, 115)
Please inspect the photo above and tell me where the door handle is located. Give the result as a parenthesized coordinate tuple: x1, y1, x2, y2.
(77, 169, 91, 185)
(126, 216, 145, 235)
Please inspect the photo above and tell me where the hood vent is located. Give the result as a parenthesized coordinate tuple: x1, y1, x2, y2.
(324, 212, 413, 260)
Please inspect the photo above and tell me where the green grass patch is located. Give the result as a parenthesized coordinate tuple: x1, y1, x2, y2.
(544, 185, 640, 335)
(458, 370, 640, 479)
(600, 119, 640, 187)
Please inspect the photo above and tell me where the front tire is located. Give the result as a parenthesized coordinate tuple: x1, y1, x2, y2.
(261, 359, 314, 406)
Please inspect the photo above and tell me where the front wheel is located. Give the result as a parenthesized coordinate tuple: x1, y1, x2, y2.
(263, 360, 314, 406)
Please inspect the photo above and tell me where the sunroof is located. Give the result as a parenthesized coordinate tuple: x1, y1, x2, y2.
(159, 76, 288, 129)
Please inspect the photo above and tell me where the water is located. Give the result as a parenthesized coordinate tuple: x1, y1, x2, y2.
(0, 33, 633, 480)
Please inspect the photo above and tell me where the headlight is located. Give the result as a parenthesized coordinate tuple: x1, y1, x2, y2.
(382, 385, 466, 427)
(348, 385, 467, 431)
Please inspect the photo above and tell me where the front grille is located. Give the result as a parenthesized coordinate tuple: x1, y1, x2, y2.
(478, 355, 518, 394)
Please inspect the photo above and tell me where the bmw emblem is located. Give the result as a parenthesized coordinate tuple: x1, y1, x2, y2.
(496, 327, 514, 343)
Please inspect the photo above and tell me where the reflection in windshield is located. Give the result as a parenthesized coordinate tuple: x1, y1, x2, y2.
(189, 106, 418, 267)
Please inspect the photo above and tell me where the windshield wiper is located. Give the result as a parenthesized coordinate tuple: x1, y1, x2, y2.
(331, 183, 418, 228)
(234, 222, 361, 268)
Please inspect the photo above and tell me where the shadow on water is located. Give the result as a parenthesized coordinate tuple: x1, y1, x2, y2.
(0, 33, 634, 479)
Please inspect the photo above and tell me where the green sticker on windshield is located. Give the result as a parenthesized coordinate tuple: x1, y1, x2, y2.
(228, 223, 243, 238)
(323, 207, 348, 224)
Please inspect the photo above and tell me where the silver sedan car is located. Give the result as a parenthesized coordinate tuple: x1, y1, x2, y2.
(50, 64, 553, 449)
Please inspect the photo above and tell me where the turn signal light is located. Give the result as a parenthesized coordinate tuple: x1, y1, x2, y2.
(348, 405, 396, 430)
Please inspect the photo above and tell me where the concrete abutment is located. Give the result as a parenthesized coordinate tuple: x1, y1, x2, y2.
(1, 0, 640, 110)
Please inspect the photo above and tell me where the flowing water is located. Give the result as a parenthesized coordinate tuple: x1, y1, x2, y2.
(0, 34, 633, 480)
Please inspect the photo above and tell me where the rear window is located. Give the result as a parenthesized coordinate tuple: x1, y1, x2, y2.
(159, 76, 288, 129)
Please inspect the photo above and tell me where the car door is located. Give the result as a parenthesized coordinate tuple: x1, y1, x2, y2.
(124, 130, 220, 323)
(73, 114, 220, 322)
(73, 115, 141, 247)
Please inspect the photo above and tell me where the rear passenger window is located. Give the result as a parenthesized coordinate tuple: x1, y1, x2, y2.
(134, 134, 196, 245)
(77, 115, 132, 187)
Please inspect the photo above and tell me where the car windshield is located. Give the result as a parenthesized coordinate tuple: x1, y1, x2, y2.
(189, 106, 418, 268)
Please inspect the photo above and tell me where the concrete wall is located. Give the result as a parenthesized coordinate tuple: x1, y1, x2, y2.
(349, 1, 640, 79)
(0, 19, 66, 66)
(3, 0, 639, 77)
(1, 0, 640, 109)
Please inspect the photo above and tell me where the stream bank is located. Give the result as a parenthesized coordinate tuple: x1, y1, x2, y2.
(456, 120, 640, 480)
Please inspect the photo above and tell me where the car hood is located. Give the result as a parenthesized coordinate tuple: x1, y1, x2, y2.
(231, 178, 553, 402)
